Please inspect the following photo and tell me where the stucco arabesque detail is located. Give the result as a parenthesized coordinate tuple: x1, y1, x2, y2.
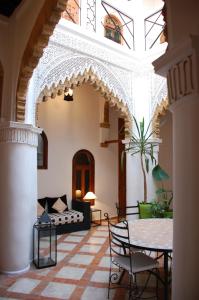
(29, 24, 169, 133)
(0, 122, 42, 147)
(35, 26, 134, 100)
(52, 24, 135, 70)
(32, 53, 132, 132)
(151, 74, 167, 114)
(36, 54, 130, 106)
(30, 30, 134, 130)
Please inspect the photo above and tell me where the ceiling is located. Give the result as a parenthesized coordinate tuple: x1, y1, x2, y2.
(0, 0, 23, 17)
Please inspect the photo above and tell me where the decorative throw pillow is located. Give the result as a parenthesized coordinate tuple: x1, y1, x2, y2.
(37, 202, 45, 216)
(52, 197, 68, 213)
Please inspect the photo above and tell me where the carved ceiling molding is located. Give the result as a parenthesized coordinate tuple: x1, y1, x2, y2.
(152, 97, 169, 138)
(37, 67, 132, 134)
(16, 0, 68, 123)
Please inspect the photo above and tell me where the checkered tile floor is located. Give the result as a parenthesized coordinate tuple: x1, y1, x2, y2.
(0, 222, 168, 299)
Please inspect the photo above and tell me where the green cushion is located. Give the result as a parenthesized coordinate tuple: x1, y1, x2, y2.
(139, 203, 153, 219)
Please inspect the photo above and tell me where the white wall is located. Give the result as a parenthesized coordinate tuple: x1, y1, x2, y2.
(38, 83, 119, 218)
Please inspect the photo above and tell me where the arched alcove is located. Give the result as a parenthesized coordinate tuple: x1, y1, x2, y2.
(72, 149, 95, 199)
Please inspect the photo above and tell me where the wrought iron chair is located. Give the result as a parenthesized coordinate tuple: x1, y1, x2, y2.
(116, 202, 139, 222)
(105, 213, 159, 299)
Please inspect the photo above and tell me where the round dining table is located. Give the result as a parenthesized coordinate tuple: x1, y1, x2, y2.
(116, 218, 173, 300)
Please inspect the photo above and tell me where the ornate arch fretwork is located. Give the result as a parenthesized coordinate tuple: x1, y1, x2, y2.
(37, 56, 129, 103)
(34, 55, 132, 133)
(37, 69, 132, 134)
(152, 97, 169, 138)
(16, 0, 68, 123)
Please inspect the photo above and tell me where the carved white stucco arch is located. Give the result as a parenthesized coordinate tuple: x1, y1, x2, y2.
(29, 55, 132, 131)
(36, 55, 130, 103)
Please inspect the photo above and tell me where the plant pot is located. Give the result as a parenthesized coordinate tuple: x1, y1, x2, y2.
(164, 211, 173, 218)
(138, 203, 153, 219)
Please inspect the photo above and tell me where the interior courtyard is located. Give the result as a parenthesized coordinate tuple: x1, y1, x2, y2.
(0, 0, 199, 299)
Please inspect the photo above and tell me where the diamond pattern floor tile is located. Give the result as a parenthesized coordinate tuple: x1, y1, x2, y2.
(7, 278, 40, 293)
(81, 286, 114, 300)
(1, 222, 166, 300)
(57, 242, 77, 251)
(79, 244, 102, 253)
(41, 282, 76, 299)
(90, 270, 110, 283)
(98, 256, 111, 268)
(64, 235, 84, 243)
(69, 254, 95, 265)
(56, 266, 86, 280)
(87, 237, 106, 244)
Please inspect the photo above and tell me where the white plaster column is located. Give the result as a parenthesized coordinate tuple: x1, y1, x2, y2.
(171, 96, 199, 299)
(153, 35, 199, 299)
(0, 122, 41, 274)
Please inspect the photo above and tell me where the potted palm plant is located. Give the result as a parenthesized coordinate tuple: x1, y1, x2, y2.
(124, 116, 159, 218)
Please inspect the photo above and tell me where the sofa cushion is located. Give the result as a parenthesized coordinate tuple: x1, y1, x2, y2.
(37, 203, 45, 216)
(52, 197, 67, 213)
(46, 195, 68, 213)
(48, 210, 84, 225)
(38, 197, 47, 209)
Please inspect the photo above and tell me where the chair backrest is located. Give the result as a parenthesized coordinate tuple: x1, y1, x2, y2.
(115, 202, 139, 222)
(104, 212, 131, 258)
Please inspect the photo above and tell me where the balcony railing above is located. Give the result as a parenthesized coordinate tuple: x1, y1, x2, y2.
(101, 1, 135, 50)
(144, 9, 165, 50)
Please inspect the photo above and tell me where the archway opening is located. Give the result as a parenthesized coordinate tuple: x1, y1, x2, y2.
(72, 149, 95, 199)
(37, 83, 126, 217)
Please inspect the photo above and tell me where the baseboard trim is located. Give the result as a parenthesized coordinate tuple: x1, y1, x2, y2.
(1, 264, 30, 275)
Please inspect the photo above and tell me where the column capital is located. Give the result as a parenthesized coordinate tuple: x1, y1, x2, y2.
(153, 35, 199, 104)
(0, 122, 42, 147)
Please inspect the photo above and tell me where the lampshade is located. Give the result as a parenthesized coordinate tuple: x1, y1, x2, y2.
(83, 192, 97, 206)
(75, 189, 82, 198)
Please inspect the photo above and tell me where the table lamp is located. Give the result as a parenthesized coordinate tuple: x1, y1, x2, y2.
(83, 191, 97, 206)
(75, 189, 82, 199)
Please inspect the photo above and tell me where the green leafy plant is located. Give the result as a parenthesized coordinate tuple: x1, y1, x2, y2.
(151, 164, 173, 217)
(123, 116, 159, 203)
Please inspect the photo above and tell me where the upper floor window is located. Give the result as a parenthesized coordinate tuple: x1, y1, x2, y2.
(104, 15, 122, 44)
(37, 131, 48, 169)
